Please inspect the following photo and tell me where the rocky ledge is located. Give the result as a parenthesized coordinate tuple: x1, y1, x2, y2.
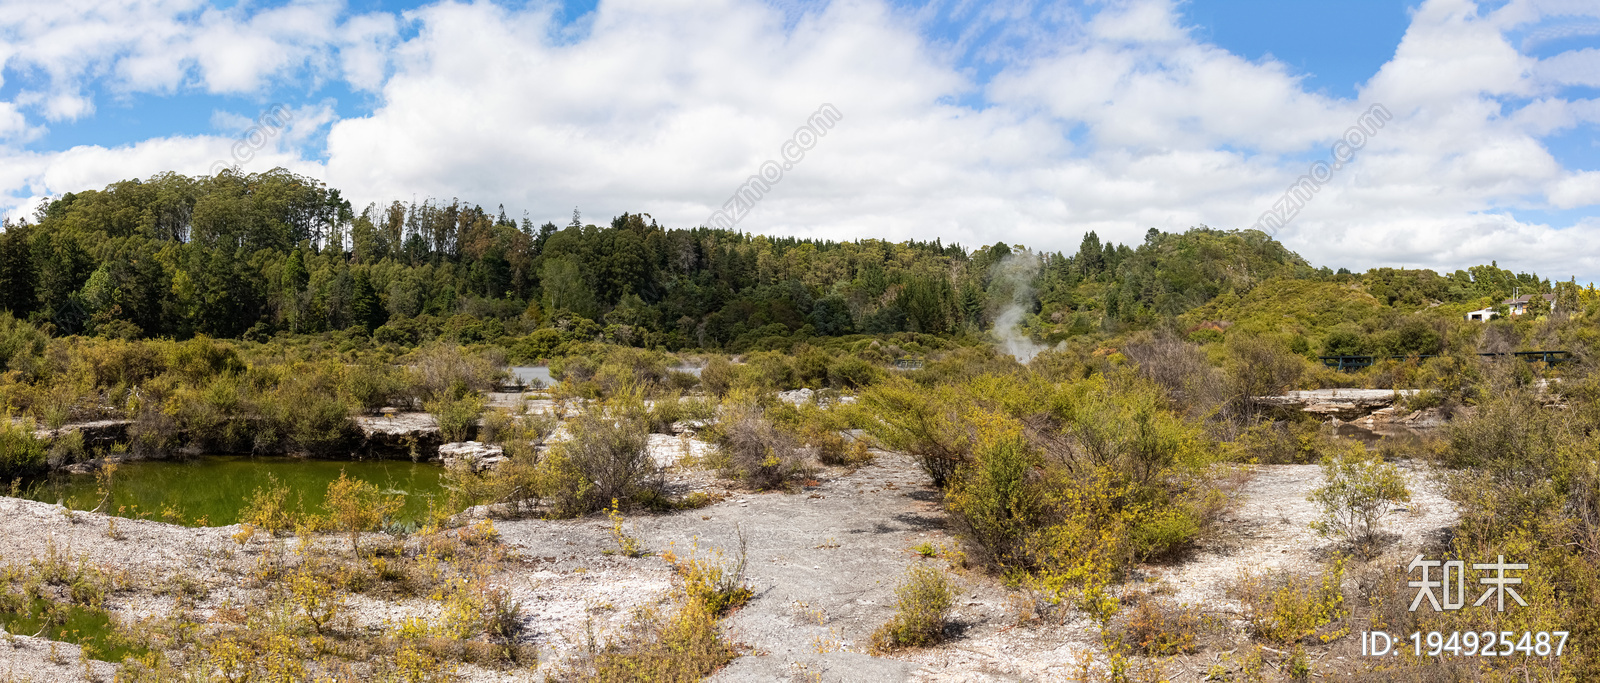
(1255, 389, 1420, 420)
(353, 411, 463, 458)
(30, 419, 132, 450)
(436, 441, 506, 471)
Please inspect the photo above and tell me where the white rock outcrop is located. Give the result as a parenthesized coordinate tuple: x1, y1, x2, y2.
(1253, 389, 1419, 420)
(437, 441, 506, 471)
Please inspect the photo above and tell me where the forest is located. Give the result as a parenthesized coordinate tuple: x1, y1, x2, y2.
(0, 168, 1587, 362)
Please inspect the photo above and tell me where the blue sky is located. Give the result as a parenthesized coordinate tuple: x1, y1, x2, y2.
(1, 0, 1597, 281)
(8, 0, 1430, 150)
(1182, 0, 1417, 98)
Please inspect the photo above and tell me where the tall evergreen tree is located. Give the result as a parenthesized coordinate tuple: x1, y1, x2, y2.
(0, 223, 37, 317)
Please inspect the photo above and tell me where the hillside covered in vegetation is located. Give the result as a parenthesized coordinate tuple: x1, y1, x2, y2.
(1, 169, 1593, 362)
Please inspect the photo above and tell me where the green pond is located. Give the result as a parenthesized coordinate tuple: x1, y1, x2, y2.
(0, 597, 145, 662)
(18, 456, 447, 528)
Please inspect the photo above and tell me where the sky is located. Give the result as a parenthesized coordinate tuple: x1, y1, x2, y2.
(1, 0, 1598, 282)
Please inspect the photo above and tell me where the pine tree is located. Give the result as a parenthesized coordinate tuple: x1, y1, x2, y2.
(1077, 231, 1104, 277)
(350, 270, 382, 331)
(0, 224, 37, 316)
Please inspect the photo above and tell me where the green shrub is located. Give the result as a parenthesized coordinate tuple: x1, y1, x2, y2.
(33, 381, 88, 429)
(411, 342, 499, 401)
(855, 378, 971, 487)
(537, 396, 658, 516)
(664, 370, 699, 392)
(343, 362, 412, 413)
(0, 312, 47, 377)
(427, 394, 485, 443)
(1228, 560, 1348, 645)
(1225, 420, 1323, 464)
(870, 564, 955, 651)
(1223, 334, 1307, 418)
(1307, 449, 1410, 551)
(171, 375, 251, 452)
(699, 356, 735, 398)
(240, 475, 304, 536)
(478, 409, 513, 445)
(0, 411, 47, 478)
(45, 428, 86, 468)
(862, 370, 1216, 614)
(826, 354, 879, 389)
(1054, 375, 1197, 484)
(944, 424, 1043, 566)
(739, 351, 796, 392)
(644, 393, 715, 434)
(712, 395, 811, 490)
(549, 353, 597, 383)
(593, 347, 670, 395)
(1129, 507, 1203, 559)
(322, 471, 405, 554)
(165, 335, 245, 383)
(554, 596, 734, 683)
(260, 373, 357, 454)
(664, 533, 751, 616)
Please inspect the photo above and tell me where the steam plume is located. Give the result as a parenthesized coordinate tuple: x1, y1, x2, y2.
(989, 251, 1049, 364)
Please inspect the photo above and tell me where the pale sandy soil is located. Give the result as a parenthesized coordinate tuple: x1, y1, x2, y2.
(1, 446, 1459, 682)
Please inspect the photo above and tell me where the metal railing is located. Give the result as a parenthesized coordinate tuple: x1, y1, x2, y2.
(1319, 351, 1571, 372)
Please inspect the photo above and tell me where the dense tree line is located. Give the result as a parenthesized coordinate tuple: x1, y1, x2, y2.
(0, 169, 1575, 357)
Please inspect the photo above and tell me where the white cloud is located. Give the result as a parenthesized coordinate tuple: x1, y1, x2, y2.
(0, 101, 41, 143)
(1535, 47, 1600, 87)
(0, 0, 357, 121)
(339, 12, 401, 92)
(1551, 171, 1600, 209)
(2, 0, 1598, 282)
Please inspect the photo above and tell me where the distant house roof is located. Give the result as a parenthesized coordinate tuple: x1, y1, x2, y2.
(1502, 293, 1556, 305)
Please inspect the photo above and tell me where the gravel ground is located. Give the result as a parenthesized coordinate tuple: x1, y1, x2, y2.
(490, 450, 957, 681)
(1, 633, 119, 682)
(0, 497, 241, 682)
(1148, 461, 1458, 610)
(1, 450, 1461, 682)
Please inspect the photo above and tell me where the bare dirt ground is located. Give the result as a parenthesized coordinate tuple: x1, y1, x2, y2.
(1150, 462, 1456, 610)
(1, 446, 1459, 682)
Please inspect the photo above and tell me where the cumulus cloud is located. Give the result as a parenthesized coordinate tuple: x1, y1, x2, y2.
(1, 0, 1598, 281)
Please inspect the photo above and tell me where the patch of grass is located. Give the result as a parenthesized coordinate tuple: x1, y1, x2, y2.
(1228, 559, 1349, 646)
(663, 532, 751, 617)
(1114, 596, 1201, 656)
(870, 564, 955, 652)
(606, 498, 650, 558)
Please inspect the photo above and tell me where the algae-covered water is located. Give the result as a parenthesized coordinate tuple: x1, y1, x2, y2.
(0, 597, 145, 662)
(18, 456, 447, 528)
